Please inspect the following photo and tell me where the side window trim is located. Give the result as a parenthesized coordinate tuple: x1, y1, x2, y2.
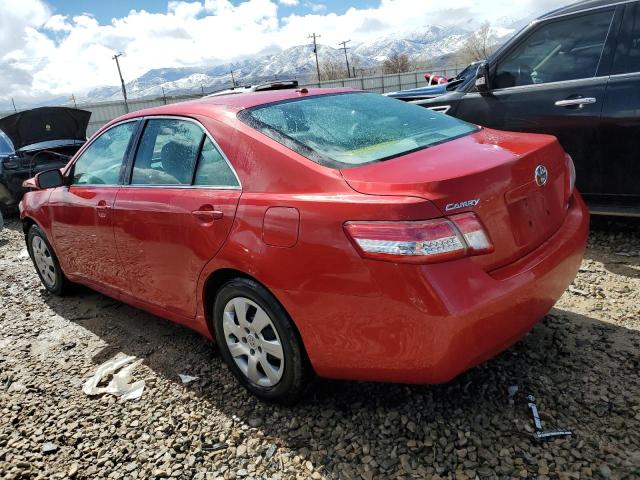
(190, 133, 208, 185)
(489, 6, 617, 91)
(67, 119, 140, 188)
(122, 115, 242, 190)
(122, 118, 148, 185)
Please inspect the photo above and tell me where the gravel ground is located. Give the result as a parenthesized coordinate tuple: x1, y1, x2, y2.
(0, 216, 639, 480)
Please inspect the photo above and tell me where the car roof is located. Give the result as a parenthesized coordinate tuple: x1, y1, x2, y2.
(113, 87, 356, 125)
(538, 0, 628, 19)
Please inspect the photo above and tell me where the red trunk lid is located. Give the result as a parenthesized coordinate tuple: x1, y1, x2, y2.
(340, 128, 570, 271)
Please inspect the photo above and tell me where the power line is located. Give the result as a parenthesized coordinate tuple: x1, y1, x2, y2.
(308, 33, 321, 84)
(112, 53, 129, 113)
(338, 40, 351, 78)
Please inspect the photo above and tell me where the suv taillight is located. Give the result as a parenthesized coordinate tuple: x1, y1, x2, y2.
(344, 212, 493, 264)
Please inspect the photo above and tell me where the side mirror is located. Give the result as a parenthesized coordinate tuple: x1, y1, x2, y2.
(35, 169, 64, 190)
(475, 62, 491, 93)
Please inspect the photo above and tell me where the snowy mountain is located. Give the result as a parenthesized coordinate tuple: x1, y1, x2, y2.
(82, 24, 503, 102)
(84, 44, 378, 102)
(353, 25, 468, 63)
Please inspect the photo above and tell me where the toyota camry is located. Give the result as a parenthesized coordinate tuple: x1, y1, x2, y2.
(20, 88, 588, 403)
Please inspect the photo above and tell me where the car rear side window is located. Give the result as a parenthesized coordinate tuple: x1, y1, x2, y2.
(194, 138, 239, 187)
(612, 3, 640, 74)
(493, 10, 614, 89)
(72, 121, 136, 186)
(238, 92, 478, 168)
(131, 119, 203, 185)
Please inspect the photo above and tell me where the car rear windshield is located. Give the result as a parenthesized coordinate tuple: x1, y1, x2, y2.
(238, 92, 478, 168)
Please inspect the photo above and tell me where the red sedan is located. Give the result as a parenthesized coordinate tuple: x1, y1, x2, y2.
(20, 88, 588, 403)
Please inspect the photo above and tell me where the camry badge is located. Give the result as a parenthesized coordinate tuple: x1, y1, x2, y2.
(445, 199, 480, 211)
(534, 165, 548, 187)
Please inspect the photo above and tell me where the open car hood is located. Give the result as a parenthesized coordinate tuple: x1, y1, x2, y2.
(0, 107, 91, 151)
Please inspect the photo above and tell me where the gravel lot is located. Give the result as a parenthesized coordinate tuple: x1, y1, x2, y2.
(1, 217, 639, 480)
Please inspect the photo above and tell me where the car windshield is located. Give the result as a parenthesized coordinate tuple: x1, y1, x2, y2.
(0, 132, 13, 154)
(239, 92, 478, 168)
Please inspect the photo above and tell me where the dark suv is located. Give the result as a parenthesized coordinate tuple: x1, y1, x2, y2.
(414, 0, 640, 216)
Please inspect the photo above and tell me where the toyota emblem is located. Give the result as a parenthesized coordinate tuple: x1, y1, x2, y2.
(534, 165, 548, 187)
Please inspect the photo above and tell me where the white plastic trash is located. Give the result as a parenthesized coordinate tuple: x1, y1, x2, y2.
(83, 353, 145, 401)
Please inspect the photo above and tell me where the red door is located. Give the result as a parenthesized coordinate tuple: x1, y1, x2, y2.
(112, 117, 241, 318)
(49, 186, 126, 291)
(49, 120, 138, 292)
(113, 188, 240, 317)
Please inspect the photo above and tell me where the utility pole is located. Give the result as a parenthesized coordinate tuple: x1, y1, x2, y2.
(161, 87, 167, 105)
(338, 40, 351, 78)
(70, 94, 77, 108)
(112, 53, 129, 113)
(230, 70, 236, 88)
(11, 98, 17, 112)
(308, 33, 321, 84)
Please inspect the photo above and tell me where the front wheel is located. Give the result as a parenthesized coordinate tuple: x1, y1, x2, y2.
(213, 278, 310, 404)
(27, 224, 69, 295)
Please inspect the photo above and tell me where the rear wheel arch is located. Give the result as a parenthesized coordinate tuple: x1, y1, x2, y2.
(202, 268, 312, 364)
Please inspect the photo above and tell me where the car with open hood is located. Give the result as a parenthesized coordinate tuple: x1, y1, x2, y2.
(0, 107, 91, 216)
(20, 88, 588, 403)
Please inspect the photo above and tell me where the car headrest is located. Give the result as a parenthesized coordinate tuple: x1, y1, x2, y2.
(161, 141, 194, 184)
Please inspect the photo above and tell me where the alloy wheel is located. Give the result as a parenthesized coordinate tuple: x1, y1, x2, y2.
(32, 235, 56, 288)
(222, 297, 285, 387)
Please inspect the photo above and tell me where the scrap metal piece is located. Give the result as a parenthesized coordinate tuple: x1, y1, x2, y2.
(527, 395, 543, 431)
(534, 430, 573, 440)
(526, 393, 573, 441)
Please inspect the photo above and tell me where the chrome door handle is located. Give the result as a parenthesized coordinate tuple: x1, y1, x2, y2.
(191, 208, 223, 222)
(554, 97, 596, 108)
(96, 201, 111, 218)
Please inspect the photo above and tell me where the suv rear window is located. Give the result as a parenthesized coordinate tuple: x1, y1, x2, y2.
(238, 93, 478, 168)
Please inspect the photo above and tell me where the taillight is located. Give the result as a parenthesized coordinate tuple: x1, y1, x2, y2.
(449, 212, 494, 255)
(565, 153, 576, 198)
(344, 213, 493, 264)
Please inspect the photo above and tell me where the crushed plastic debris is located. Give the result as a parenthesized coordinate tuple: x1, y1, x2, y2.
(178, 374, 199, 384)
(526, 394, 573, 441)
(82, 354, 145, 401)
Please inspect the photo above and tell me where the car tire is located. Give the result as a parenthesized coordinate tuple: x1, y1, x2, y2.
(27, 224, 69, 296)
(213, 278, 310, 404)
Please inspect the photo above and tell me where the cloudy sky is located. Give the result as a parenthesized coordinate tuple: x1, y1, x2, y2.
(0, 0, 564, 107)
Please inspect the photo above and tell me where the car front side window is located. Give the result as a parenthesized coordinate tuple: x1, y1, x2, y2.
(131, 119, 204, 185)
(493, 10, 614, 89)
(72, 122, 137, 185)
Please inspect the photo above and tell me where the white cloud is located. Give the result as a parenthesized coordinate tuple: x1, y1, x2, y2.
(0, 0, 565, 105)
(278, 0, 299, 5)
(308, 3, 326, 13)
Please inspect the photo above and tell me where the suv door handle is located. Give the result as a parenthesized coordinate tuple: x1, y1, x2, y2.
(554, 97, 596, 108)
(192, 205, 223, 222)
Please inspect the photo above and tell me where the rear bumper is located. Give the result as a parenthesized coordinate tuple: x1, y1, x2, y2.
(292, 193, 589, 383)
